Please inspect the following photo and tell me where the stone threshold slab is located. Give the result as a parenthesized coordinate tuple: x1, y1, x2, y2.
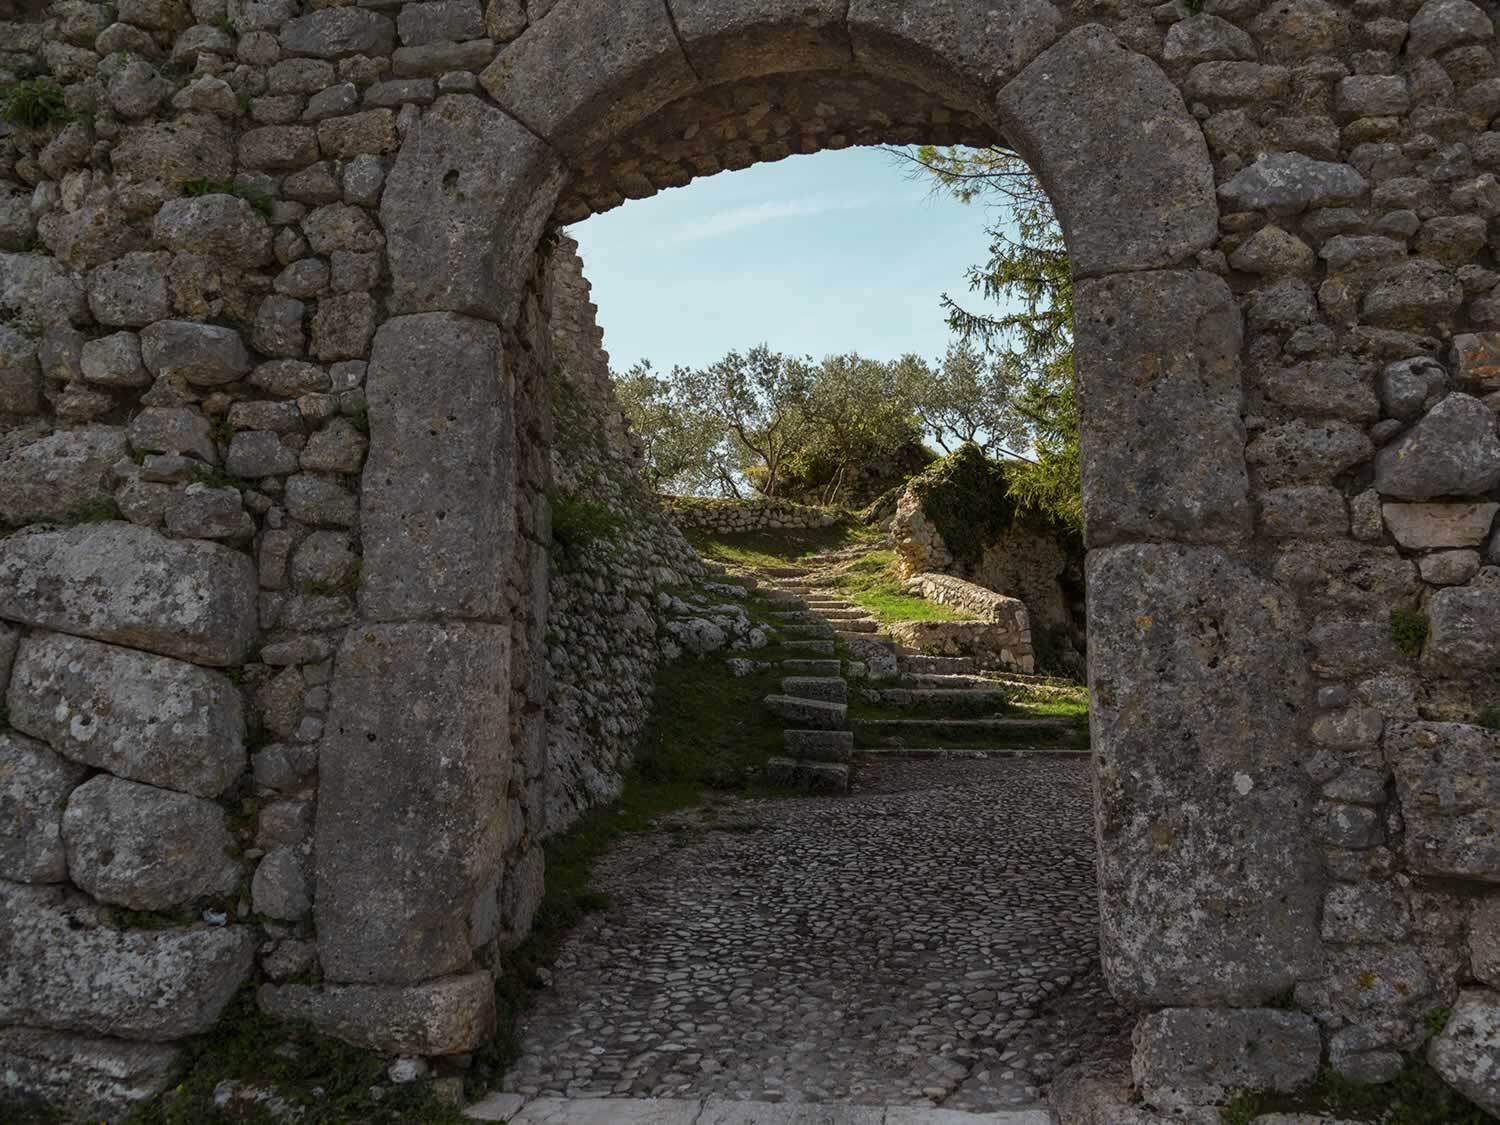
(465, 1094, 1054, 1124)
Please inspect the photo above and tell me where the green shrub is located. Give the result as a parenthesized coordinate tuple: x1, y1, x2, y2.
(1478, 706, 1500, 731)
(907, 443, 1020, 565)
(551, 493, 622, 552)
(1390, 607, 1429, 658)
(0, 78, 68, 129)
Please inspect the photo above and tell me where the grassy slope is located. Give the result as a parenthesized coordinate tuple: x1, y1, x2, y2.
(684, 521, 884, 571)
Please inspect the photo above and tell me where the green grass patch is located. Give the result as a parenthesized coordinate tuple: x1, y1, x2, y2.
(1, 78, 68, 130)
(685, 520, 883, 570)
(1391, 607, 1428, 658)
(825, 550, 967, 626)
(1221, 1060, 1491, 1125)
(1477, 705, 1500, 731)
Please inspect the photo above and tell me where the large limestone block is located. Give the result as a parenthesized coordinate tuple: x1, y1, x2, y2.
(0, 426, 128, 525)
(0, 1028, 181, 1122)
(1425, 585, 1500, 671)
(382, 96, 564, 325)
(1089, 544, 1322, 1005)
(1389, 722, 1500, 880)
(1073, 271, 1250, 547)
(997, 27, 1217, 277)
(316, 623, 510, 983)
(0, 252, 86, 329)
(1133, 1009, 1321, 1106)
(1383, 501, 1499, 548)
(8, 631, 246, 798)
(479, 0, 697, 156)
(676, 0, 851, 83)
(850, 0, 1062, 113)
(0, 522, 257, 667)
(258, 973, 496, 1054)
(1430, 989, 1500, 1114)
(360, 314, 515, 622)
(0, 731, 89, 883)
(0, 881, 255, 1040)
(62, 775, 240, 910)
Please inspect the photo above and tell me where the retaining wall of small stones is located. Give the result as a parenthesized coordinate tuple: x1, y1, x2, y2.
(4, 0, 1500, 1119)
(897, 572, 1036, 674)
(659, 494, 842, 534)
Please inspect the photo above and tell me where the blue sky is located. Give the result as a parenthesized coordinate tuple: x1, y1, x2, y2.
(569, 147, 1000, 375)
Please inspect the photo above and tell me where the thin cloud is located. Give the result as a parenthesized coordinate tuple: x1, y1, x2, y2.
(669, 197, 867, 243)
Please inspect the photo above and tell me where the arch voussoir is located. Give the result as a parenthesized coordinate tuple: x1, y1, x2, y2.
(666, 0, 853, 84)
(996, 24, 1219, 278)
(479, 0, 699, 157)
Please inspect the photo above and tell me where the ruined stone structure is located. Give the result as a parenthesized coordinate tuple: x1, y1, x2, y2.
(660, 493, 840, 534)
(4, 0, 1500, 1120)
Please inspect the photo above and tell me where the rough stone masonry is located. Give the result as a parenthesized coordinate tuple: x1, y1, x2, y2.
(3, 0, 1500, 1121)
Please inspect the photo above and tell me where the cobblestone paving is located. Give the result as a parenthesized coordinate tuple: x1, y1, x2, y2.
(504, 758, 1131, 1112)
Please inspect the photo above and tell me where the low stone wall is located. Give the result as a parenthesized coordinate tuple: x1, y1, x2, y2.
(661, 495, 840, 534)
(892, 575, 1035, 673)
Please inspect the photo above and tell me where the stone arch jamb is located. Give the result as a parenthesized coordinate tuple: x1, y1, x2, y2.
(317, 0, 1320, 1055)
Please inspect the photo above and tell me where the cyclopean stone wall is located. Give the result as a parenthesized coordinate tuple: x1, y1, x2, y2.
(660, 493, 841, 534)
(3, 0, 1500, 1120)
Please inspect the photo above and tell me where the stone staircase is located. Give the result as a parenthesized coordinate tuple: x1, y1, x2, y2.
(465, 1093, 1054, 1123)
(759, 569, 1086, 768)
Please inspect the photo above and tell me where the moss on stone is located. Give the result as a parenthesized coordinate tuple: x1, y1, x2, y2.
(1221, 1059, 1491, 1125)
(0, 78, 68, 130)
(1391, 607, 1429, 658)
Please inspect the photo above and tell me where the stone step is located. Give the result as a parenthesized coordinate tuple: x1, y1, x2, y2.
(834, 618, 881, 633)
(853, 716, 1078, 738)
(780, 622, 835, 638)
(762, 591, 806, 606)
(811, 607, 866, 619)
(871, 688, 1009, 710)
(835, 629, 885, 644)
(465, 1094, 1053, 1123)
(780, 658, 841, 676)
(712, 574, 758, 590)
(854, 746, 1091, 761)
(769, 611, 816, 623)
(902, 673, 1003, 689)
(784, 728, 854, 762)
(764, 694, 847, 729)
(765, 756, 850, 793)
(762, 566, 810, 578)
(900, 655, 975, 675)
(783, 639, 835, 655)
(781, 676, 848, 704)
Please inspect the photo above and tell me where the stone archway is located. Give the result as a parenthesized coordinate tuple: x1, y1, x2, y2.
(324, 0, 1315, 1076)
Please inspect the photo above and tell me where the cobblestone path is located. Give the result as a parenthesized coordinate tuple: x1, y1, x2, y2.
(502, 757, 1130, 1113)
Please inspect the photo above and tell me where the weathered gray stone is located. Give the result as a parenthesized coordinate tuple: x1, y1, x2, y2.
(279, 6, 394, 57)
(1230, 225, 1315, 276)
(0, 881, 255, 1040)
(1389, 721, 1500, 880)
(258, 973, 496, 1054)
(1246, 419, 1374, 487)
(1384, 502, 1498, 548)
(62, 775, 239, 909)
(383, 95, 564, 325)
(81, 331, 151, 388)
(1408, 0, 1493, 58)
(128, 406, 218, 464)
(0, 252, 86, 330)
(392, 39, 497, 77)
(0, 1028, 181, 1122)
(1362, 259, 1464, 330)
(152, 194, 273, 267)
(397, 0, 482, 45)
(0, 523, 257, 668)
(253, 294, 306, 357)
(252, 844, 311, 920)
(227, 430, 300, 478)
(1163, 13, 1256, 62)
(1272, 540, 1419, 614)
(1471, 898, 1500, 987)
(285, 473, 357, 527)
(300, 419, 367, 474)
(8, 631, 246, 797)
(140, 320, 252, 386)
(479, 0, 696, 155)
(317, 109, 399, 159)
(1420, 548, 1482, 585)
(239, 125, 321, 171)
(1218, 153, 1367, 213)
(1257, 486, 1347, 538)
(0, 732, 89, 884)
(0, 427, 128, 525)
(291, 529, 357, 588)
(164, 483, 255, 540)
(1378, 356, 1447, 420)
(1335, 75, 1410, 119)
(1133, 1009, 1321, 1106)
(317, 623, 509, 983)
(111, 121, 234, 188)
(87, 251, 173, 327)
(998, 27, 1216, 278)
(1425, 585, 1500, 672)
(1074, 271, 1249, 546)
(360, 313, 515, 620)
(38, 197, 147, 272)
(1430, 989, 1500, 1113)
(310, 291, 376, 359)
(1376, 394, 1500, 499)
(1090, 544, 1321, 1006)
(1257, 355, 1378, 421)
